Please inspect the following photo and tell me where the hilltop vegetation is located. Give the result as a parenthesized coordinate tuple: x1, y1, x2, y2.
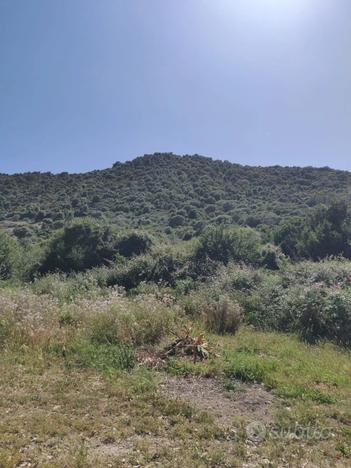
(1, 153, 351, 239)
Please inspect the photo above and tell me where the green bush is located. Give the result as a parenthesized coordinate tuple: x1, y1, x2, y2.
(214, 263, 265, 293)
(92, 249, 189, 290)
(279, 258, 351, 289)
(92, 256, 154, 290)
(274, 201, 351, 260)
(244, 278, 351, 346)
(38, 221, 120, 274)
(296, 288, 351, 346)
(195, 226, 261, 266)
(116, 232, 152, 258)
(213, 259, 351, 346)
(0, 230, 19, 280)
(168, 215, 186, 228)
(260, 244, 285, 270)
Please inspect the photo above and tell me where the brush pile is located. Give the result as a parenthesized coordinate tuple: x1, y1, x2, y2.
(161, 328, 212, 362)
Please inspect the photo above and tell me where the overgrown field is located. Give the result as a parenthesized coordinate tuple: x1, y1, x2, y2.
(0, 264, 350, 467)
(1, 193, 351, 466)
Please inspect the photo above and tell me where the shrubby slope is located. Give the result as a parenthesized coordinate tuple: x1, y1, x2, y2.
(1, 153, 350, 237)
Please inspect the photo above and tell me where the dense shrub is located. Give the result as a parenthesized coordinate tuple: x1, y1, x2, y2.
(91, 250, 189, 290)
(0, 230, 18, 280)
(13, 226, 32, 240)
(279, 258, 351, 289)
(274, 201, 351, 260)
(213, 263, 265, 293)
(260, 244, 284, 270)
(208, 259, 351, 346)
(38, 221, 120, 273)
(168, 215, 185, 228)
(92, 256, 154, 290)
(292, 288, 351, 346)
(1, 154, 351, 238)
(195, 226, 261, 266)
(149, 252, 187, 287)
(240, 269, 351, 346)
(116, 232, 152, 258)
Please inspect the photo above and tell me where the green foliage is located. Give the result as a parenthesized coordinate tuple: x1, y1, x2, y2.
(260, 243, 285, 270)
(86, 295, 177, 347)
(92, 250, 188, 290)
(274, 201, 351, 260)
(182, 288, 242, 335)
(66, 341, 136, 371)
(1, 154, 351, 238)
(13, 226, 32, 240)
(202, 295, 243, 335)
(116, 232, 152, 258)
(0, 230, 18, 280)
(230, 259, 351, 346)
(195, 226, 261, 265)
(168, 214, 185, 228)
(1, 154, 351, 352)
(224, 353, 277, 384)
(38, 221, 120, 273)
(31, 272, 103, 303)
(92, 256, 154, 290)
(296, 288, 351, 346)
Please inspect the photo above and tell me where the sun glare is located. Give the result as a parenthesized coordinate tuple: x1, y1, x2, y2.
(214, 0, 317, 23)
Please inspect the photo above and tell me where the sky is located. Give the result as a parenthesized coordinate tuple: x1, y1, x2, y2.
(0, 0, 351, 174)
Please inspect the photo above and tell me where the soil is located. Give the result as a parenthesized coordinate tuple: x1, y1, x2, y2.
(159, 375, 275, 426)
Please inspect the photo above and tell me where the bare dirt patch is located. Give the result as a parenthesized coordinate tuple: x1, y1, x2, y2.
(159, 376, 275, 426)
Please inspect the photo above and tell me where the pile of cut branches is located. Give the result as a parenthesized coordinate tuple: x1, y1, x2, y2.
(161, 328, 212, 362)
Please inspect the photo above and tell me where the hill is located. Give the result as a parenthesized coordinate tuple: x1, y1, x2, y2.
(1, 154, 351, 466)
(1, 153, 350, 238)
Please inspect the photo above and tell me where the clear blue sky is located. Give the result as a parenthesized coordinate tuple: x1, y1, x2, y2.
(1, 0, 350, 173)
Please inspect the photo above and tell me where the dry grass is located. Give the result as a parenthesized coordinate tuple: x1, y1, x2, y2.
(0, 287, 350, 467)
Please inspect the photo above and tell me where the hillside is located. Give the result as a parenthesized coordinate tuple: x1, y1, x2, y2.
(1, 154, 351, 466)
(1, 153, 350, 238)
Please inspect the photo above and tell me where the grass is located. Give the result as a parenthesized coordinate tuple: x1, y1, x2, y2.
(0, 287, 350, 466)
(58, 340, 136, 372)
(222, 329, 351, 400)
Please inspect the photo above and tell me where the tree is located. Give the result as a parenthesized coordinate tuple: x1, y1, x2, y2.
(168, 215, 185, 228)
(38, 221, 119, 273)
(273, 217, 304, 260)
(274, 201, 351, 260)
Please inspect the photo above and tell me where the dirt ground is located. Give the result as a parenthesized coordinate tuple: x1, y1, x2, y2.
(159, 376, 275, 427)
